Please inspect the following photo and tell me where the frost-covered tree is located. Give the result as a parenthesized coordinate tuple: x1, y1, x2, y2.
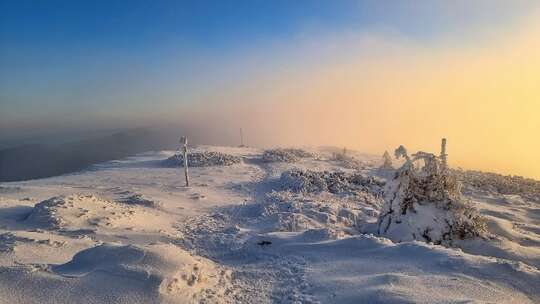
(380, 151, 393, 169)
(394, 145, 410, 162)
(378, 145, 486, 245)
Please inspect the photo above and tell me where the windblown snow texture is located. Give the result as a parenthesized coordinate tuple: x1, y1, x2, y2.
(0, 146, 538, 303)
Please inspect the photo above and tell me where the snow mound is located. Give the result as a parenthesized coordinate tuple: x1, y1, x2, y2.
(24, 194, 168, 232)
(279, 169, 384, 195)
(163, 151, 241, 167)
(51, 243, 232, 302)
(0, 243, 233, 304)
(261, 148, 313, 163)
(378, 149, 487, 245)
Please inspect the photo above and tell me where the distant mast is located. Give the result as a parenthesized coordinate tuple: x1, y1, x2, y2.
(240, 128, 244, 147)
(440, 138, 448, 169)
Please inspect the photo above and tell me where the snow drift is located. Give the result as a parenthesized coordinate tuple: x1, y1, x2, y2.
(0, 243, 233, 304)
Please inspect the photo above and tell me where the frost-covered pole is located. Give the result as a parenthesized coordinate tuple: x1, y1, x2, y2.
(440, 138, 448, 169)
(181, 136, 189, 187)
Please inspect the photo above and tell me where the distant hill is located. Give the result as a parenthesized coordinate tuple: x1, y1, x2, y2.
(0, 129, 175, 182)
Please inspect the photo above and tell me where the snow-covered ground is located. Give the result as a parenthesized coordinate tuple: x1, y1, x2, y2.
(0, 146, 538, 303)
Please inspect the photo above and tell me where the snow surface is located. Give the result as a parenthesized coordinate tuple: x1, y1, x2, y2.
(0, 146, 538, 303)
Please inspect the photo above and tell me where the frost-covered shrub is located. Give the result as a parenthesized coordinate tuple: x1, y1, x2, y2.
(279, 169, 385, 196)
(454, 169, 540, 201)
(261, 148, 314, 163)
(280, 170, 327, 193)
(164, 151, 241, 167)
(378, 148, 486, 245)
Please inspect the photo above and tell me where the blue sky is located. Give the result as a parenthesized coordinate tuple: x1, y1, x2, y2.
(2, 1, 536, 52)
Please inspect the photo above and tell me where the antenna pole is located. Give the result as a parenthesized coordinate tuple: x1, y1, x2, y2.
(240, 128, 244, 147)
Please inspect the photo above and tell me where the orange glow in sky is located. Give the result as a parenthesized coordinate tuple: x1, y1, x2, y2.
(173, 12, 540, 178)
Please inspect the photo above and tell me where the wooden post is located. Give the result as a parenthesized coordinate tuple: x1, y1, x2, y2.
(181, 136, 189, 187)
(440, 138, 447, 169)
